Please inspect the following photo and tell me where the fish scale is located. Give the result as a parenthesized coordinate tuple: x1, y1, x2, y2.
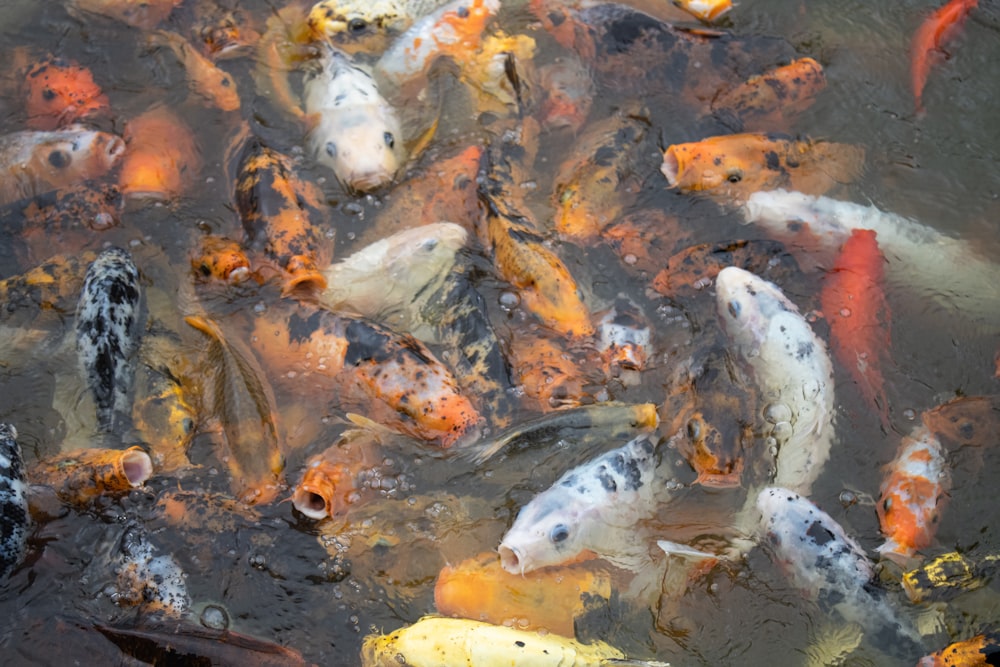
(0, 424, 29, 580)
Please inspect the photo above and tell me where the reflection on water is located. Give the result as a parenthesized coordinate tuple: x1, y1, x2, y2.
(0, 0, 998, 664)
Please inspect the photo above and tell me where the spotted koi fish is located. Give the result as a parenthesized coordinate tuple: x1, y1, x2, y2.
(75, 247, 144, 434)
(918, 632, 1000, 666)
(0, 424, 29, 579)
(21, 54, 110, 131)
(29, 446, 153, 506)
(650, 239, 798, 300)
(190, 235, 252, 285)
(710, 58, 826, 132)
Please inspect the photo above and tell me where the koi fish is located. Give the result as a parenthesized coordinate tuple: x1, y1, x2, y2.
(22, 55, 109, 131)
(186, 315, 285, 505)
(498, 434, 663, 574)
(67, 0, 182, 30)
(131, 358, 197, 474)
(876, 423, 951, 565)
(711, 58, 827, 132)
(16, 181, 122, 252)
(673, 0, 732, 22)
(190, 235, 252, 284)
(756, 487, 923, 654)
(148, 31, 240, 112)
(911, 0, 979, 114)
(434, 552, 612, 636)
(902, 550, 1000, 603)
(505, 330, 591, 412)
(661, 133, 865, 203)
(820, 229, 892, 431)
(918, 633, 1000, 667)
(0, 126, 125, 207)
(114, 522, 189, 617)
(28, 446, 153, 505)
(75, 247, 144, 434)
(191, 2, 261, 60)
(361, 616, 633, 667)
(650, 239, 798, 300)
(232, 137, 330, 295)
(119, 105, 201, 201)
(307, 0, 447, 51)
(303, 44, 404, 193)
(0, 250, 96, 315)
(537, 55, 594, 133)
(740, 189, 1000, 327)
(595, 297, 651, 378)
(0, 424, 29, 579)
(715, 266, 834, 497)
(250, 302, 482, 447)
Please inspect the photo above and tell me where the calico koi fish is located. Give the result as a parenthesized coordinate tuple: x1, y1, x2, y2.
(190, 235, 252, 284)
(711, 58, 827, 132)
(303, 44, 404, 193)
(820, 228, 892, 431)
(250, 302, 482, 447)
(0, 424, 29, 579)
(661, 133, 865, 203)
(0, 126, 125, 207)
(119, 105, 201, 200)
(918, 633, 1000, 667)
(307, 0, 447, 51)
(232, 137, 330, 295)
(29, 446, 153, 506)
(186, 315, 285, 505)
(148, 31, 240, 111)
(75, 247, 144, 434)
(22, 55, 109, 130)
(911, 0, 979, 114)
(876, 423, 951, 565)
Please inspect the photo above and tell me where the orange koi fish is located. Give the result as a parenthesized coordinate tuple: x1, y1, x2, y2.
(29, 447, 153, 506)
(711, 58, 827, 132)
(68, 0, 182, 30)
(820, 229, 892, 431)
(186, 315, 286, 505)
(251, 302, 482, 447)
(190, 235, 252, 284)
(661, 133, 865, 203)
(911, 0, 979, 114)
(148, 31, 240, 112)
(505, 330, 591, 412)
(876, 423, 951, 565)
(922, 394, 1000, 448)
(22, 55, 109, 131)
(119, 105, 201, 201)
(650, 239, 797, 300)
(917, 632, 1000, 667)
(434, 552, 612, 636)
(233, 137, 331, 295)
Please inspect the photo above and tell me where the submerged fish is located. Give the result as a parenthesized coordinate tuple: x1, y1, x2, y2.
(498, 434, 663, 575)
(650, 239, 798, 300)
(29, 446, 153, 506)
(303, 44, 403, 193)
(119, 105, 201, 201)
(0, 424, 29, 579)
(114, 522, 189, 617)
(307, 0, 447, 50)
(22, 54, 110, 130)
(876, 424, 951, 565)
(131, 358, 197, 474)
(75, 247, 144, 434)
(148, 30, 240, 111)
(911, 0, 978, 114)
(902, 550, 1000, 603)
(0, 126, 125, 207)
(710, 58, 827, 132)
(918, 632, 1000, 667)
(68, 0, 182, 30)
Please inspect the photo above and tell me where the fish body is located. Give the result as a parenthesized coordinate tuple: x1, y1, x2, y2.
(75, 247, 144, 434)
(114, 522, 189, 617)
(29, 446, 153, 505)
(15, 181, 122, 253)
(756, 487, 923, 652)
(918, 632, 1000, 666)
(131, 361, 197, 474)
(22, 55, 109, 130)
(303, 45, 403, 193)
(595, 297, 651, 376)
(715, 266, 834, 497)
(0, 424, 29, 579)
(820, 228, 892, 430)
(902, 550, 1000, 603)
(149, 31, 240, 111)
(186, 316, 285, 505)
(506, 330, 591, 412)
(911, 0, 978, 113)
(651, 239, 798, 300)
(876, 424, 951, 564)
(740, 189, 1000, 326)
(0, 126, 124, 207)
(673, 0, 731, 22)
(361, 616, 629, 667)
(233, 138, 330, 294)
(661, 133, 864, 203)
(68, 0, 182, 29)
(711, 58, 826, 132)
(119, 105, 201, 201)
(498, 434, 661, 574)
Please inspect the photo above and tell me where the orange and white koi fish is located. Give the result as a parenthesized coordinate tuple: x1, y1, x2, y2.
(119, 105, 201, 201)
(0, 126, 124, 207)
(29, 446, 153, 506)
(22, 55, 109, 131)
(251, 302, 482, 447)
(911, 0, 978, 114)
(918, 632, 1000, 666)
(661, 133, 865, 203)
(820, 229, 892, 431)
(711, 58, 827, 132)
(148, 31, 240, 112)
(876, 423, 951, 565)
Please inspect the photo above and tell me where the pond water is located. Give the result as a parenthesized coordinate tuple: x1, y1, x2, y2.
(0, 0, 998, 664)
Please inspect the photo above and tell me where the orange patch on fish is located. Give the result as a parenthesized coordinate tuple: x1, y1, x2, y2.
(911, 0, 978, 114)
(22, 55, 109, 130)
(149, 31, 240, 111)
(29, 446, 153, 505)
(711, 58, 826, 132)
(820, 229, 892, 431)
(190, 235, 252, 284)
(917, 632, 1000, 666)
(506, 330, 591, 411)
(119, 105, 201, 201)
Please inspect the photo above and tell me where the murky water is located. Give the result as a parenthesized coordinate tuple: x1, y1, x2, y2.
(0, 0, 998, 664)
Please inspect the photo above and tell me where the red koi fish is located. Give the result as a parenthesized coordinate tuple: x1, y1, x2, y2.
(911, 0, 978, 114)
(819, 228, 892, 430)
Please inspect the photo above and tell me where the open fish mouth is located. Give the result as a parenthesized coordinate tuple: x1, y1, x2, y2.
(660, 148, 680, 187)
(104, 135, 127, 166)
(292, 484, 332, 520)
(497, 543, 525, 575)
(344, 168, 395, 194)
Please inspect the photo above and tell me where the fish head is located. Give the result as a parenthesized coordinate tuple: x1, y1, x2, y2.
(498, 493, 596, 575)
(715, 266, 796, 354)
(314, 113, 403, 193)
(661, 133, 790, 200)
(28, 126, 125, 190)
(24, 56, 109, 130)
(306, 0, 406, 52)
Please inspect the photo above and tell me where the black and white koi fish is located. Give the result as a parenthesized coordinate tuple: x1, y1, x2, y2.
(0, 424, 29, 579)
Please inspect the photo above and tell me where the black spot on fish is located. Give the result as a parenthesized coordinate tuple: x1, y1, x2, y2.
(597, 467, 617, 492)
(764, 151, 781, 172)
(593, 145, 617, 167)
(457, 5, 469, 19)
(795, 341, 814, 361)
(805, 520, 836, 546)
(287, 310, 323, 345)
(344, 319, 393, 366)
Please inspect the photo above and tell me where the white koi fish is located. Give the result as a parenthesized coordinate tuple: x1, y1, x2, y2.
(303, 44, 404, 192)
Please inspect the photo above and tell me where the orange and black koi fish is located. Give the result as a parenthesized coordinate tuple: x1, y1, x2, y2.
(711, 58, 827, 132)
(190, 235, 253, 284)
(233, 137, 331, 296)
(29, 446, 153, 506)
(131, 356, 197, 475)
(22, 55, 109, 131)
(650, 239, 798, 300)
(917, 632, 1000, 666)
(912, 0, 978, 114)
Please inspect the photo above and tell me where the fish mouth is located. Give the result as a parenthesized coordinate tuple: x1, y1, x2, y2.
(344, 168, 395, 194)
(105, 135, 126, 167)
(121, 447, 153, 487)
(498, 543, 525, 575)
(660, 148, 680, 187)
(291, 485, 331, 520)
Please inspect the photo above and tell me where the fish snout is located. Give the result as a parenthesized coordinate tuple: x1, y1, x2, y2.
(103, 134, 127, 167)
(498, 543, 525, 575)
(660, 147, 680, 188)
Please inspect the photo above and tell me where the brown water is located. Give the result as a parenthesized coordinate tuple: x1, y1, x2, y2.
(1, 0, 999, 664)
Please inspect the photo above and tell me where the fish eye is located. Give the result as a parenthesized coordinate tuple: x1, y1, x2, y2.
(182, 417, 194, 434)
(325, 142, 338, 158)
(383, 132, 395, 149)
(347, 18, 367, 33)
(48, 150, 71, 169)
(726, 170, 743, 183)
(221, 76, 232, 87)
(41, 88, 57, 101)
(549, 524, 569, 544)
(727, 300, 741, 319)
(686, 419, 701, 440)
